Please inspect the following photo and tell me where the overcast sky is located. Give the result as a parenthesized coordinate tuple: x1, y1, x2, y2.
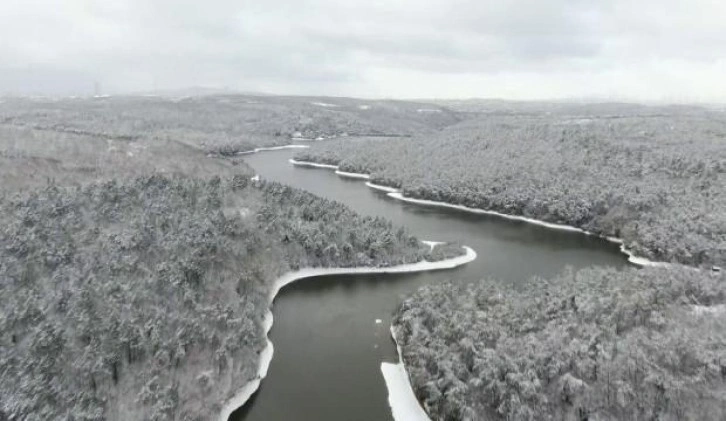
(1, 0, 725, 101)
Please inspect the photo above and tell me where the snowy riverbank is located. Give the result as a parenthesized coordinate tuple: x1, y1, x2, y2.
(218, 245, 477, 421)
(381, 324, 432, 421)
(237, 144, 310, 155)
(289, 159, 668, 268)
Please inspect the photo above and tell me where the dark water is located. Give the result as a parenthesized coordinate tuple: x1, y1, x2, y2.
(231, 149, 629, 421)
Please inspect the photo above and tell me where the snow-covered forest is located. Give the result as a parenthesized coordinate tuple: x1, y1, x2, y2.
(2, 95, 725, 421)
(294, 104, 726, 421)
(393, 266, 726, 421)
(0, 95, 458, 156)
(0, 174, 447, 420)
(0, 100, 466, 420)
(295, 110, 726, 268)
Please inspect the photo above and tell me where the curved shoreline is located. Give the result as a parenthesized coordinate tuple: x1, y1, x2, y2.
(335, 170, 371, 180)
(218, 245, 477, 421)
(381, 324, 432, 421)
(290, 159, 668, 268)
(387, 193, 670, 268)
(236, 144, 310, 156)
(288, 158, 338, 169)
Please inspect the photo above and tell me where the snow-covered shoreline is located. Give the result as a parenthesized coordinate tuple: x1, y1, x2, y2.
(290, 158, 371, 180)
(389, 193, 669, 268)
(366, 181, 399, 193)
(236, 144, 310, 155)
(335, 170, 371, 180)
(288, 158, 338, 169)
(218, 245, 477, 421)
(289, 159, 667, 268)
(381, 325, 431, 421)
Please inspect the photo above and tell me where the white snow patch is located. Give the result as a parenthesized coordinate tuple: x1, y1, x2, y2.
(218, 244, 476, 421)
(250, 175, 260, 182)
(290, 159, 372, 181)
(416, 108, 442, 113)
(289, 159, 339, 170)
(273, 247, 476, 295)
(604, 236, 672, 268)
(382, 325, 432, 421)
(311, 101, 339, 108)
(365, 182, 399, 193)
(237, 145, 310, 155)
(692, 304, 726, 316)
(389, 192, 587, 234)
(421, 240, 444, 251)
(218, 314, 274, 421)
(335, 170, 371, 180)
(359, 105, 371, 110)
(375, 319, 383, 324)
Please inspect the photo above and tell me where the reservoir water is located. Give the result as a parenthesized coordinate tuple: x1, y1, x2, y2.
(231, 149, 629, 421)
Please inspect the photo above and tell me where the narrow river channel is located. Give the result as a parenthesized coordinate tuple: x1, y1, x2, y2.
(230, 149, 629, 421)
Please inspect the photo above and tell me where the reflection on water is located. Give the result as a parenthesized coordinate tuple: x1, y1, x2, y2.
(231, 149, 628, 421)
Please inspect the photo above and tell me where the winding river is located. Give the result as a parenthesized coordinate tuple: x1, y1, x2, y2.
(230, 149, 629, 421)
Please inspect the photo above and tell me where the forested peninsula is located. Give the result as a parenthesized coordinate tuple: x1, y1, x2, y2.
(0, 174, 457, 420)
(0, 96, 466, 420)
(295, 111, 726, 269)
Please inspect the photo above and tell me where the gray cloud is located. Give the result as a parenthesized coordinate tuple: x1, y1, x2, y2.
(0, 0, 724, 101)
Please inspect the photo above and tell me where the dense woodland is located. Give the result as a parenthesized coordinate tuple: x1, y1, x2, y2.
(296, 104, 726, 420)
(2, 95, 725, 421)
(0, 175, 444, 420)
(394, 267, 726, 421)
(0, 103, 462, 421)
(296, 111, 726, 268)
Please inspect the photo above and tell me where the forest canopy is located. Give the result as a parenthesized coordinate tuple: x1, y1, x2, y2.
(394, 266, 726, 421)
(295, 111, 726, 268)
(0, 173, 447, 420)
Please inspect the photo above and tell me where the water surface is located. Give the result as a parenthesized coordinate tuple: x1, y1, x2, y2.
(231, 149, 628, 421)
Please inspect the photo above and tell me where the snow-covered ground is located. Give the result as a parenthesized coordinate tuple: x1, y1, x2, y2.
(692, 304, 726, 316)
(381, 325, 432, 421)
(218, 314, 274, 421)
(335, 170, 371, 180)
(421, 240, 444, 250)
(389, 192, 585, 234)
(237, 145, 310, 155)
(289, 159, 338, 170)
(218, 245, 477, 421)
(604, 236, 671, 268)
(366, 182, 399, 193)
(290, 159, 371, 179)
(311, 101, 339, 108)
